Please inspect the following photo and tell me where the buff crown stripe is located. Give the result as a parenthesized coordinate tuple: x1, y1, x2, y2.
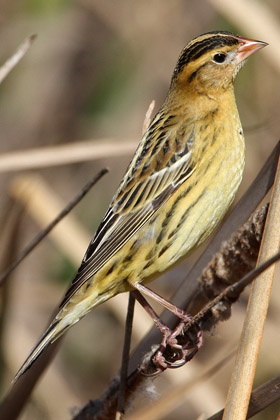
(174, 34, 239, 74)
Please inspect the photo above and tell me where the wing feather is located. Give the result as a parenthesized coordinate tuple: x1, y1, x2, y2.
(60, 113, 195, 306)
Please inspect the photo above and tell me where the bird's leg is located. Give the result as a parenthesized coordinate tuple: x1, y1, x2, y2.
(131, 283, 203, 371)
(132, 290, 172, 342)
(132, 283, 192, 323)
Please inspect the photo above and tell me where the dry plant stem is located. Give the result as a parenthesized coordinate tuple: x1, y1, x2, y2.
(0, 140, 137, 173)
(116, 293, 135, 418)
(0, 34, 37, 84)
(223, 154, 280, 420)
(207, 375, 280, 420)
(0, 168, 108, 286)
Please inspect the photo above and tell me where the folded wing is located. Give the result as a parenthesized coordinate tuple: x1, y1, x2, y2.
(61, 112, 195, 306)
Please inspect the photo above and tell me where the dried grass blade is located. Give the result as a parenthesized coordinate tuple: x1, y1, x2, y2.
(223, 154, 280, 419)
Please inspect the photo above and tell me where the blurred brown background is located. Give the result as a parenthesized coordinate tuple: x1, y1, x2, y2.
(0, 1, 279, 419)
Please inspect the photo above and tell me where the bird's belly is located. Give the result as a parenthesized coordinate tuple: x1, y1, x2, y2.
(140, 143, 245, 278)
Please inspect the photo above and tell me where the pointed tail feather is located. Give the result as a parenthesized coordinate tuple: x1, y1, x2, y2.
(12, 318, 68, 383)
(13, 288, 110, 383)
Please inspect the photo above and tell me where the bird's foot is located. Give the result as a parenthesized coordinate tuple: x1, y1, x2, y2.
(131, 288, 203, 373)
(152, 322, 203, 371)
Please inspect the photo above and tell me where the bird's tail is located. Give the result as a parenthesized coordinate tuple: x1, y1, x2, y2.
(13, 286, 113, 383)
(12, 316, 75, 384)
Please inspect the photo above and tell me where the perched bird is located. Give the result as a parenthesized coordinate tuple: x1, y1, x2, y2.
(14, 31, 267, 380)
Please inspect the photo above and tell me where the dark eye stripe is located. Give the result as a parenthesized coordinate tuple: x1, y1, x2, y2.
(174, 35, 238, 75)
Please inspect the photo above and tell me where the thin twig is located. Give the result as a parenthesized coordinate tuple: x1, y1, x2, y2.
(0, 168, 108, 286)
(0, 34, 37, 84)
(116, 293, 135, 418)
(223, 153, 280, 419)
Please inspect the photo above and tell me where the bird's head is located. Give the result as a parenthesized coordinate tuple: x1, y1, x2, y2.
(171, 31, 267, 97)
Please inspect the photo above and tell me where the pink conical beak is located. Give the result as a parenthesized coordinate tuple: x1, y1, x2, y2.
(235, 36, 268, 63)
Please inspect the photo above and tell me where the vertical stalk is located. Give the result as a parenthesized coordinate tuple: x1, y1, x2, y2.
(223, 154, 280, 419)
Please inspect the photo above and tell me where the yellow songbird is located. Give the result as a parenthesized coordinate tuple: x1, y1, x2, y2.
(14, 31, 267, 380)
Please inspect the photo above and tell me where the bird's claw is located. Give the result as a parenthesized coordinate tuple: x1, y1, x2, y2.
(152, 327, 203, 371)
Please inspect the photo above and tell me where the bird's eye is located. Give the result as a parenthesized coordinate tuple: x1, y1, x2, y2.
(213, 53, 227, 64)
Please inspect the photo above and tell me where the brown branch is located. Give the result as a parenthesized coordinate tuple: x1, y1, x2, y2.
(0, 168, 108, 287)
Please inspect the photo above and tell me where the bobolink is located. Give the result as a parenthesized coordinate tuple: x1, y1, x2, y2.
(14, 31, 267, 380)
